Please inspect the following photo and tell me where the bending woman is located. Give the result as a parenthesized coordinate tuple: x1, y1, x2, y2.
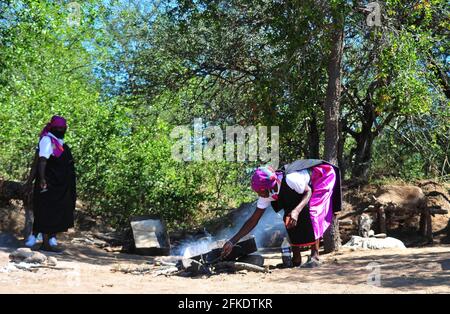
(222, 160, 341, 267)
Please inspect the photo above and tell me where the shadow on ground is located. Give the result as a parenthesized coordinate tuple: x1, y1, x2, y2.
(270, 248, 450, 292)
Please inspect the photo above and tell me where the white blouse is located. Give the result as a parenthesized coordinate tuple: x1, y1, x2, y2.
(256, 170, 310, 209)
(38, 132, 64, 159)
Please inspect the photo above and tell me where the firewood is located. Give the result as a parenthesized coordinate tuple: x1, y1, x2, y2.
(214, 261, 268, 273)
(428, 207, 448, 215)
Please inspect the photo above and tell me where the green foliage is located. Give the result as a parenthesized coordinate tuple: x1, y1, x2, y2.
(0, 0, 448, 231)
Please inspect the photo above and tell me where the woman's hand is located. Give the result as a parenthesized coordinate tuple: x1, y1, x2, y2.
(40, 179, 48, 191)
(285, 210, 299, 229)
(285, 186, 312, 229)
(221, 207, 265, 258)
(221, 240, 235, 258)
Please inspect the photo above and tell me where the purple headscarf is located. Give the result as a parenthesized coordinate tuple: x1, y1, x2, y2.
(39, 115, 67, 157)
(251, 166, 281, 193)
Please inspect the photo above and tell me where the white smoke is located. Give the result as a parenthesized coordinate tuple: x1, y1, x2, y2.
(175, 202, 287, 257)
(216, 202, 287, 248)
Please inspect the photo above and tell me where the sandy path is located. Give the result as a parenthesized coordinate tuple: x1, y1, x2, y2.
(0, 243, 449, 294)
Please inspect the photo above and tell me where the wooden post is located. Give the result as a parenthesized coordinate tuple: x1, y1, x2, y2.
(419, 211, 426, 236)
(377, 206, 387, 234)
(425, 210, 433, 243)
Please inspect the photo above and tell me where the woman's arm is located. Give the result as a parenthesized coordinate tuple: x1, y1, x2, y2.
(286, 184, 312, 229)
(221, 207, 265, 257)
(38, 157, 48, 189)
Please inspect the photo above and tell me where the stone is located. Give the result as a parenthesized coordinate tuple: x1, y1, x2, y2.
(358, 213, 373, 238)
(9, 248, 49, 264)
(374, 185, 426, 211)
(343, 235, 406, 250)
(9, 248, 34, 262)
(340, 219, 353, 226)
(130, 216, 170, 256)
(24, 252, 47, 264)
(47, 256, 58, 266)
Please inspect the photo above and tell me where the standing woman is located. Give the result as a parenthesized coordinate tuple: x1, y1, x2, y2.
(222, 160, 341, 267)
(28, 115, 76, 253)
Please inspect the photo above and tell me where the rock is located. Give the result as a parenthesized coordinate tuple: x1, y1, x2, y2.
(343, 235, 406, 250)
(47, 256, 58, 266)
(24, 252, 47, 264)
(9, 248, 34, 262)
(130, 216, 171, 256)
(374, 185, 426, 211)
(340, 219, 353, 226)
(9, 248, 53, 265)
(417, 180, 450, 210)
(374, 233, 387, 238)
(358, 214, 373, 238)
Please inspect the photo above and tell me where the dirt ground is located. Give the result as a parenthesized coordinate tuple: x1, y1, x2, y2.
(1, 241, 449, 294)
(0, 181, 449, 294)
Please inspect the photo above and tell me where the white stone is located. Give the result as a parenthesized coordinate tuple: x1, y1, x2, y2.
(47, 256, 58, 266)
(343, 235, 406, 250)
(358, 214, 373, 238)
(24, 252, 47, 264)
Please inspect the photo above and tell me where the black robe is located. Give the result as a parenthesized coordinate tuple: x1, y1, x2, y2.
(271, 159, 342, 245)
(33, 144, 76, 234)
(272, 175, 316, 245)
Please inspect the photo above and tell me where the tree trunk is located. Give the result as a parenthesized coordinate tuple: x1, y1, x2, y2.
(307, 112, 320, 159)
(351, 126, 374, 179)
(323, 13, 344, 253)
(323, 214, 341, 253)
(337, 119, 346, 179)
(323, 17, 344, 166)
